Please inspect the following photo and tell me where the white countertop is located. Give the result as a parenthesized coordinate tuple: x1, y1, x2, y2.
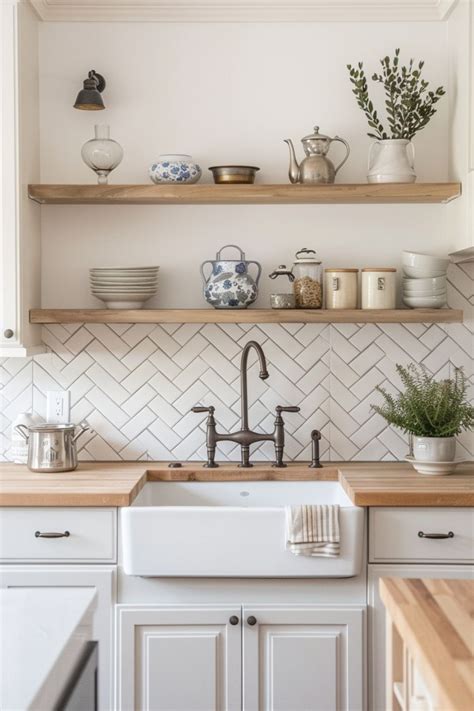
(0, 587, 97, 710)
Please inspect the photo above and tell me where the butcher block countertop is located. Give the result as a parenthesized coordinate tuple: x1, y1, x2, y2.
(380, 577, 474, 711)
(0, 461, 472, 507)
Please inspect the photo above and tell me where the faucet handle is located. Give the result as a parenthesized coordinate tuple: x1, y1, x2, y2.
(191, 406, 215, 414)
(276, 406, 300, 413)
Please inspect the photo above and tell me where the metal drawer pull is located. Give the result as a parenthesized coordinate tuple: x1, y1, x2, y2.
(35, 530, 70, 538)
(418, 531, 454, 539)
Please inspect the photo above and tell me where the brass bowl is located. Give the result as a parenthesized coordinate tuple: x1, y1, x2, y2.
(209, 165, 260, 184)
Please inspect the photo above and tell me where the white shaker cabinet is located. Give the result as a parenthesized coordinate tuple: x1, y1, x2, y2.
(243, 605, 365, 711)
(116, 604, 365, 711)
(1, 0, 43, 356)
(367, 507, 474, 711)
(116, 605, 242, 711)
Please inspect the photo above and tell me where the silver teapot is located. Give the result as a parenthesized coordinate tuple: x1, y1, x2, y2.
(284, 125, 350, 184)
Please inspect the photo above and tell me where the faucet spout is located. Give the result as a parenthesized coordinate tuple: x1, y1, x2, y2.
(241, 340, 268, 431)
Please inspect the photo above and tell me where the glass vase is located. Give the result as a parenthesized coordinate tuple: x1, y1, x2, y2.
(81, 124, 123, 184)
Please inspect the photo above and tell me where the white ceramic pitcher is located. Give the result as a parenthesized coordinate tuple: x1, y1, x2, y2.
(367, 138, 416, 183)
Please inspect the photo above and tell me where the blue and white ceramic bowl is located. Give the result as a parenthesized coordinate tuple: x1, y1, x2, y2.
(149, 154, 201, 184)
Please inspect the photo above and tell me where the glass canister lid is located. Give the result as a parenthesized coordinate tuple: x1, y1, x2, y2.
(294, 248, 321, 264)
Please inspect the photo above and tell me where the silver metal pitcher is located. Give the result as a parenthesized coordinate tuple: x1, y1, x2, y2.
(15, 423, 90, 472)
(284, 125, 350, 184)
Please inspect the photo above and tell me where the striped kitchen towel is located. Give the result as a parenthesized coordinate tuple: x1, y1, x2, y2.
(285, 504, 340, 557)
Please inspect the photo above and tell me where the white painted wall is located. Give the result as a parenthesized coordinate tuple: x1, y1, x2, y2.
(38, 20, 451, 308)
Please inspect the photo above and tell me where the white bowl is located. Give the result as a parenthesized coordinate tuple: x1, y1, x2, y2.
(402, 265, 447, 279)
(402, 286, 447, 297)
(91, 289, 157, 295)
(90, 266, 160, 271)
(406, 456, 465, 475)
(90, 278, 158, 286)
(403, 294, 447, 308)
(402, 275, 446, 290)
(402, 251, 449, 269)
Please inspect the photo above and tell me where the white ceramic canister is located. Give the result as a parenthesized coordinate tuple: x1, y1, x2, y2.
(361, 268, 397, 309)
(325, 268, 358, 309)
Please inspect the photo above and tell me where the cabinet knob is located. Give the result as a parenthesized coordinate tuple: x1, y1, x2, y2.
(247, 616, 257, 626)
(229, 616, 239, 625)
(3, 329, 14, 339)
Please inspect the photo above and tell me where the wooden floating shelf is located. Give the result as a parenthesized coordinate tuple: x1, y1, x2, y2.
(30, 309, 463, 325)
(28, 183, 461, 205)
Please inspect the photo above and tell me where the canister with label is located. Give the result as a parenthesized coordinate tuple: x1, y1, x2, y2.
(325, 269, 358, 309)
(361, 268, 396, 309)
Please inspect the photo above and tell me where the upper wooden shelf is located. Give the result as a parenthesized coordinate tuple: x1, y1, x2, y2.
(28, 183, 461, 205)
(30, 309, 463, 325)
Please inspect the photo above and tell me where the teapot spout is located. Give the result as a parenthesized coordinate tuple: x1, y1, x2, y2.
(284, 139, 300, 184)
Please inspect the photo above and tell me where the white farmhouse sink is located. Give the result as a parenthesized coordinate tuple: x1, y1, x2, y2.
(121, 481, 364, 578)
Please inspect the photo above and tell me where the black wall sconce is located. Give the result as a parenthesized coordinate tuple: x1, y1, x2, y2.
(74, 70, 106, 110)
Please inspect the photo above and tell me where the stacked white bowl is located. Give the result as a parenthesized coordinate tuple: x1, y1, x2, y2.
(401, 251, 449, 309)
(90, 266, 159, 309)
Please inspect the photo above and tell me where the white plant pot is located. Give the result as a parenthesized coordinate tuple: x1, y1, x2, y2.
(413, 436, 456, 462)
(367, 138, 416, 184)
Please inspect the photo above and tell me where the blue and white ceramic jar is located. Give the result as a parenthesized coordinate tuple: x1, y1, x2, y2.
(149, 154, 201, 184)
(201, 245, 262, 309)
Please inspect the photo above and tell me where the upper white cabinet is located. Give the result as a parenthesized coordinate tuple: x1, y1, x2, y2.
(1, 0, 43, 356)
(29, 0, 457, 22)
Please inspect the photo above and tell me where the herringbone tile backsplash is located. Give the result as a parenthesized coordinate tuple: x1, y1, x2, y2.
(1, 264, 473, 462)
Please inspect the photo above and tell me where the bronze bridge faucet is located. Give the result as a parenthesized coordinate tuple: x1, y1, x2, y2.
(192, 340, 300, 468)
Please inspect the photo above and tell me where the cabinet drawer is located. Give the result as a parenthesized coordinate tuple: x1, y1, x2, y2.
(0, 508, 116, 562)
(369, 508, 474, 563)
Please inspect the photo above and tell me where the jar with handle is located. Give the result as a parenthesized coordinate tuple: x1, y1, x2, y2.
(367, 139, 415, 183)
(292, 248, 323, 309)
(201, 245, 261, 309)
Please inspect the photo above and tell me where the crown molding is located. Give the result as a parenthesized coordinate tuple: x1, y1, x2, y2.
(28, 0, 459, 23)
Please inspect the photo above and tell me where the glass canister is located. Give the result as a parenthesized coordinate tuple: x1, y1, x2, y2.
(292, 248, 323, 309)
(325, 268, 358, 309)
(361, 268, 397, 309)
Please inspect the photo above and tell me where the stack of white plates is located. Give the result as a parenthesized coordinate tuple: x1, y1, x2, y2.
(90, 266, 159, 309)
(401, 251, 449, 309)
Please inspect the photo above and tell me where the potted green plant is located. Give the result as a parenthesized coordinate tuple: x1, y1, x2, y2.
(372, 364, 473, 463)
(347, 49, 446, 183)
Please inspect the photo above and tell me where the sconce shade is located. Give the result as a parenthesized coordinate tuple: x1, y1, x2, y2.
(74, 70, 106, 110)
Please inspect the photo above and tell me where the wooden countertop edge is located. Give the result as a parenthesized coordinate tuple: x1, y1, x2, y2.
(0, 462, 472, 506)
(379, 577, 474, 711)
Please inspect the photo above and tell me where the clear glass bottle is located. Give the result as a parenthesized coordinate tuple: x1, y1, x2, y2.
(292, 249, 323, 309)
(81, 124, 123, 184)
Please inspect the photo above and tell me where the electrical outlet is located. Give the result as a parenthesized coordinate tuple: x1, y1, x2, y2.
(46, 391, 70, 424)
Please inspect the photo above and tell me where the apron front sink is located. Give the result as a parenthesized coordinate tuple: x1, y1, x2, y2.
(120, 480, 364, 577)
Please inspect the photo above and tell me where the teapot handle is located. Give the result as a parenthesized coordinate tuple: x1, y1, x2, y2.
(200, 260, 214, 285)
(15, 424, 29, 442)
(247, 260, 262, 285)
(332, 137, 350, 175)
(216, 244, 245, 261)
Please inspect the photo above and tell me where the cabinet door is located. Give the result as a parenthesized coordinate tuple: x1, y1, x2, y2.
(0, 565, 115, 711)
(116, 605, 241, 711)
(368, 564, 474, 711)
(1, 0, 43, 356)
(242, 605, 365, 711)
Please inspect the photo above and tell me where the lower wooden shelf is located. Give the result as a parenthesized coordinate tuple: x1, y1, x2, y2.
(30, 308, 463, 324)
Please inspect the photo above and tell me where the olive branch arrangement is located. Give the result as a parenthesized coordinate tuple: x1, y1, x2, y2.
(347, 48, 446, 140)
(372, 364, 474, 438)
